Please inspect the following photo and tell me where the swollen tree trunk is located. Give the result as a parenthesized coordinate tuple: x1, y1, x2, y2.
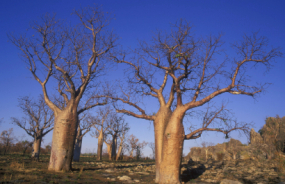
(32, 136, 42, 161)
(130, 149, 134, 159)
(73, 128, 82, 162)
(116, 142, 123, 161)
(48, 106, 78, 172)
(106, 143, 112, 160)
(111, 133, 117, 160)
(97, 130, 104, 161)
(116, 135, 125, 161)
(160, 109, 185, 184)
(153, 107, 172, 183)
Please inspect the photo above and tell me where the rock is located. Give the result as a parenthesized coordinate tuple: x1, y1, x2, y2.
(220, 179, 242, 184)
(117, 175, 132, 181)
(250, 128, 264, 144)
(137, 171, 149, 175)
(228, 138, 242, 147)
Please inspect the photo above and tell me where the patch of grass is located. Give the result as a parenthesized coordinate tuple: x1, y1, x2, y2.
(77, 174, 81, 179)
(10, 161, 24, 169)
(0, 153, 156, 184)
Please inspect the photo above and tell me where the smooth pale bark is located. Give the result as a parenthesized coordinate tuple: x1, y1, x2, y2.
(153, 107, 172, 183)
(48, 106, 78, 172)
(160, 109, 185, 184)
(32, 136, 42, 160)
(97, 131, 104, 161)
(116, 142, 123, 160)
(116, 134, 125, 161)
(73, 128, 82, 162)
(105, 141, 112, 160)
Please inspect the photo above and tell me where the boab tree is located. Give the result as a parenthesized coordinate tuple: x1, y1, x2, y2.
(108, 20, 282, 183)
(149, 142, 155, 159)
(108, 113, 129, 160)
(115, 121, 129, 161)
(99, 111, 129, 161)
(201, 141, 214, 161)
(73, 114, 95, 162)
(9, 6, 116, 171)
(91, 107, 113, 161)
(11, 96, 54, 160)
(126, 134, 147, 160)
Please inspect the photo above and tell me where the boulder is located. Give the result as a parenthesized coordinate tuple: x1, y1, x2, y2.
(220, 179, 243, 184)
(250, 128, 264, 145)
(117, 175, 132, 181)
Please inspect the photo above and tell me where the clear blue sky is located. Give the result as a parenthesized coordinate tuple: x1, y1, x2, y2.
(0, 0, 284, 156)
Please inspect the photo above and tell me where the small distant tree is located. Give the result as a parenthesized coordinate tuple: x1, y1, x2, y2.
(44, 144, 52, 154)
(149, 142, 155, 159)
(227, 139, 242, 160)
(73, 114, 95, 162)
(0, 128, 14, 155)
(126, 134, 147, 160)
(11, 96, 54, 160)
(115, 121, 129, 160)
(136, 141, 148, 160)
(201, 141, 214, 161)
(126, 134, 139, 159)
(91, 107, 113, 161)
(108, 114, 129, 161)
(13, 140, 33, 155)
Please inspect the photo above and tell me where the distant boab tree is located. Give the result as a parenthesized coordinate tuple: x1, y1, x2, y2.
(108, 113, 129, 161)
(108, 20, 282, 183)
(90, 107, 114, 161)
(126, 134, 147, 160)
(148, 142, 155, 159)
(73, 114, 95, 162)
(11, 96, 54, 160)
(9, 6, 116, 171)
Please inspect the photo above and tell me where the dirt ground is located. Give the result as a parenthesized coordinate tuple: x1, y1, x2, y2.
(0, 154, 158, 184)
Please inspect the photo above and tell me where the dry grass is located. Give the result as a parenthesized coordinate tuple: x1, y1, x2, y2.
(9, 161, 24, 170)
(274, 151, 285, 172)
(0, 154, 156, 184)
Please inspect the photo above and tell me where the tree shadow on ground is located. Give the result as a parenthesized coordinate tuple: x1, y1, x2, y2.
(180, 163, 206, 183)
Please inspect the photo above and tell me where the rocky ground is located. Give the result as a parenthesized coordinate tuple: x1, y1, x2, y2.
(1, 154, 285, 183)
(181, 158, 285, 184)
(74, 157, 285, 183)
